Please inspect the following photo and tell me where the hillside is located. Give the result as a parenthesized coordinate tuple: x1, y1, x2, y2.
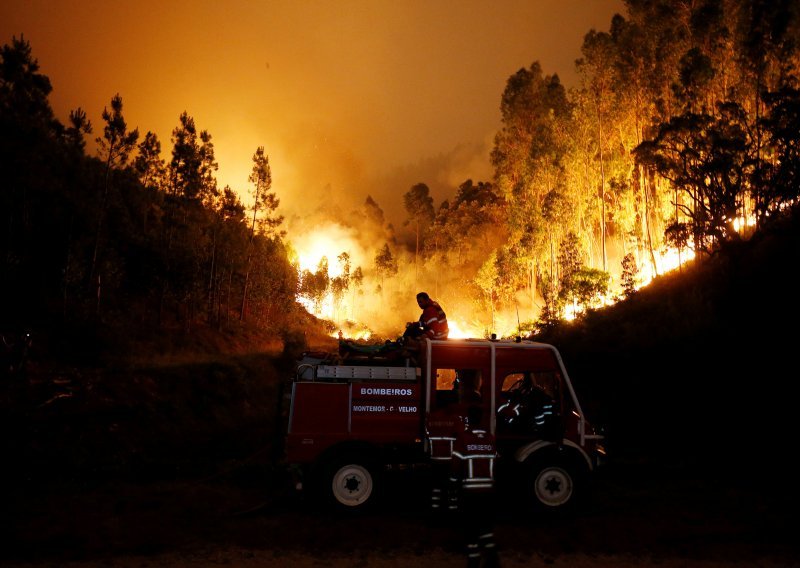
(537, 204, 800, 477)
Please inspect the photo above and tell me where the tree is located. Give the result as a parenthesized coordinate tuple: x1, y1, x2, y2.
(169, 112, 202, 200)
(663, 220, 692, 271)
(374, 243, 398, 293)
(241, 146, 283, 321)
(210, 186, 247, 326)
(556, 232, 583, 308)
(571, 268, 610, 311)
(537, 269, 563, 330)
(474, 251, 499, 333)
(298, 257, 330, 314)
(64, 108, 92, 152)
(403, 182, 434, 284)
(247, 146, 282, 237)
(758, 86, 800, 220)
(330, 252, 351, 321)
(1, 36, 65, 324)
(60, 107, 93, 317)
(492, 62, 571, 234)
(96, 94, 139, 170)
(350, 265, 364, 320)
(491, 61, 573, 309)
(0, 35, 53, 129)
(91, 93, 139, 312)
(164, 113, 219, 327)
(634, 102, 753, 254)
(620, 252, 639, 297)
(557, 232, 582, 287)
(607, 13, 662, 275)
(364, 195, 385, 226)
(578, 30, 618, 271)
(134, 131, 166, 192)
(197, 130, 219, 207)
(454, 179, 500, 208)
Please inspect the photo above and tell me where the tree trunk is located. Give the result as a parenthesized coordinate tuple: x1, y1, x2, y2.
(207, 226, 217, 322)
(644, 169, 657, 276)
(62, 216, 74, 319)
(90, 150, 116, 294)
(240, 253, 251, 321)
(597, 104, 607, 272)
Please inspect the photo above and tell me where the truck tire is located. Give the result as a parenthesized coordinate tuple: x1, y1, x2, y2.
(524, 453, 587, 513)
(322, 454, 381, 511)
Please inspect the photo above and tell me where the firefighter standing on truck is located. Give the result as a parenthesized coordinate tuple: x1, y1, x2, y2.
(403, 291, 449, 342)
(450, 404, 500, 568)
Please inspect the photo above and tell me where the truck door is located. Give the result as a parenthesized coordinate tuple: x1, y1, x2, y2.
(424, 342, 494, 459)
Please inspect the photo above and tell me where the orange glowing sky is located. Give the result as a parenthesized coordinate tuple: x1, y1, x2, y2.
(1, 0, 624, 225)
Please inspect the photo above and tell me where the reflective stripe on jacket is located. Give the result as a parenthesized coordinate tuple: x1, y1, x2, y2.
(420, 300, 449, 339)
(450, 428, 497, 492)
(426, 408, 462, 460)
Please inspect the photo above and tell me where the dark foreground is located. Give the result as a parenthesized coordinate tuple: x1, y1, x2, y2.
(2, 452, 798, 568)
(2, 332, 799, 567)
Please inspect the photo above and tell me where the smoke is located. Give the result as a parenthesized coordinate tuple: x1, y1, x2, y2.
(275, 120, 495, 229)
(276, 124, 527, 340)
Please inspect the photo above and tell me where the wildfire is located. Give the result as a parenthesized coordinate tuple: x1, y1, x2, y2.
(732, 214, 756, 233)
(447, 320, 471, 339)
(292, 228, 351, 277)
(638, 245, 696, 289)
(292, 223, 710, 344)
(330, 327, 373, 341)
(448, 315, 523, 340)
(290, 223, 368, 322)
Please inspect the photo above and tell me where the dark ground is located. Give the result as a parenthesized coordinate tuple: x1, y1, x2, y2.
(1, 348, 799, 568)
(1, 454, 798, 567)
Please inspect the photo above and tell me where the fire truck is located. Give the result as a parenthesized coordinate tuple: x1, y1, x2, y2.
(283, 337, 605, 513)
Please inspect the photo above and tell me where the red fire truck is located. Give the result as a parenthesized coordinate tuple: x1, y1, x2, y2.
(284, 337, 605, 513)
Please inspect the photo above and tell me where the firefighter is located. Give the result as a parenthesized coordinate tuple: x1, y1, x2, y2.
(425, 402, 457, 515)
(450, 404, 500, 568)
(403, 292, 449, 342)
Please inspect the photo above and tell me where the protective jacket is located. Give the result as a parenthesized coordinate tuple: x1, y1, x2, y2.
(426, 407, 460, 462)
(419, 300, 449, 339)
(450, 426, 497, 493)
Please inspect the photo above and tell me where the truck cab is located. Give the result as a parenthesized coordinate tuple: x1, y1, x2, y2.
(284, 338, 605, 513)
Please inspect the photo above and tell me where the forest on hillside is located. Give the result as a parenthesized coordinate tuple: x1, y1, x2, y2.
(2, 0, 799, 351)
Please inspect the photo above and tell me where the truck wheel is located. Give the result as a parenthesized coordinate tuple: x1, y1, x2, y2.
(324, 455, 380, 511)
(525, 455, 585, 513)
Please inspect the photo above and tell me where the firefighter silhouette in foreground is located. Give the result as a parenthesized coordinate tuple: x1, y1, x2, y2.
(426, 369, 484, 514)
(450, 404, 500, 568)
